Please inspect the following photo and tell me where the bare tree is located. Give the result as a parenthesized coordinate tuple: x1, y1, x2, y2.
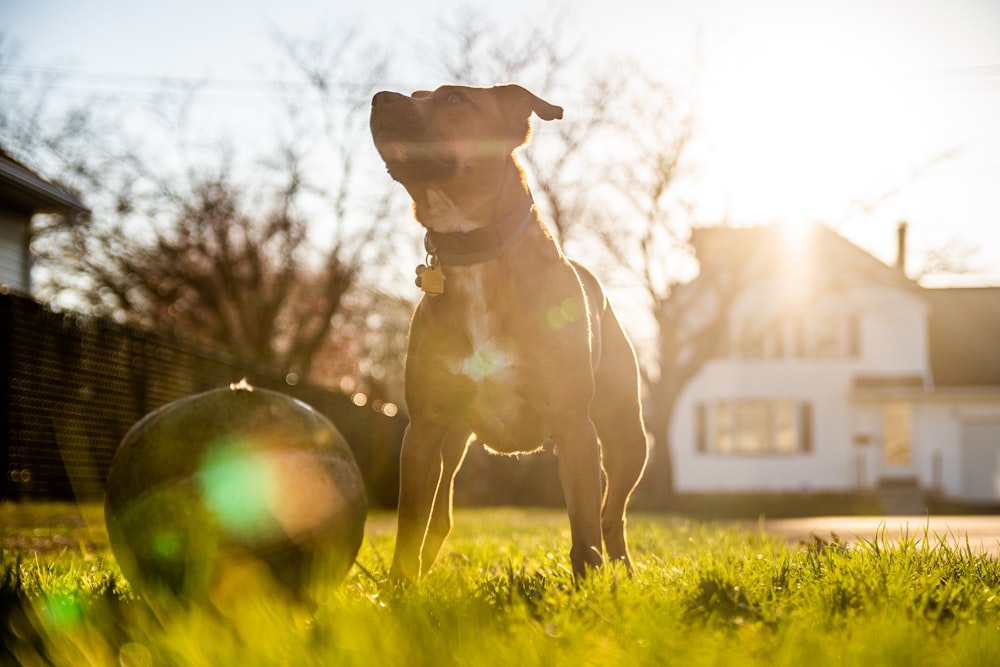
(0, 31, 399, 385)
(430, 10, 625, 246)
(581, 70, 717, 504)
(915, 236, 980, 280)
(640, 239, 771, 504)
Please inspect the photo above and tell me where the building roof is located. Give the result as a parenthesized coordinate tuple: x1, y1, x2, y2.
(0, 147, 88, 217)
(925, 287, 1000, 387)
(687, 223, 1000, 389)
(688, 222, 918, 294)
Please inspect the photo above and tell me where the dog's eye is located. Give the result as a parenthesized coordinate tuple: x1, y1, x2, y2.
(446, 93, 463, 105)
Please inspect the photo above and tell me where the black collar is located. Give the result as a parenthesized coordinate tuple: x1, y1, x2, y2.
(423, 199, 535, 266)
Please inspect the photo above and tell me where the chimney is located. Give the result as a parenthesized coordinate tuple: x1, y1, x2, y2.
(896, 221, 907, 274)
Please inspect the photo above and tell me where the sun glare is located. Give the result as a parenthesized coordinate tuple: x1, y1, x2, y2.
(776, 219, 817, 305)
(698, 8, 928, 226)
(777, 218, 813, 250)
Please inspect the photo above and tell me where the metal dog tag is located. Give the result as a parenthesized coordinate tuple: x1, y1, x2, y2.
(419, 265, 445, 295)
(415, 260, 445, 296)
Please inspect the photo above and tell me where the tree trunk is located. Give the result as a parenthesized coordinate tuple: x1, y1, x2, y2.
(638, 379, 679, 510)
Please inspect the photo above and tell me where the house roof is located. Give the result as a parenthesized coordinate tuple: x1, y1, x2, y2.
(0, 147, 88, 217)
(688, 222, 918, 294)
(925, 287, 1000, 387)
(687, 222, 1000, 389)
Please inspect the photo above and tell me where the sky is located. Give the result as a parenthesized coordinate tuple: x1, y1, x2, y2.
(3, 0, 1000, 286)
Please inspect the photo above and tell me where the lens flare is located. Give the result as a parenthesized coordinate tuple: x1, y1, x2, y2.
(151, 530, 181, 560)
(39, 592, 84, 630)
(546, 297, 583, 331)
(461, 342, 513, 381)
(263, 449, 343, 540)
(198, 439, 275, 540)
(119, 642, 153, 667)
(197, 436, 348, 545)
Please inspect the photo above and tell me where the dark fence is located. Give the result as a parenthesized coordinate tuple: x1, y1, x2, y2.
(0, 290, 405, 506)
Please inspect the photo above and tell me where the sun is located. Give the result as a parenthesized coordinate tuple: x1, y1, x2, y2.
(696, 8, 921, 227)
(777, 218, 815, 250)
(776, 218, 819, 306)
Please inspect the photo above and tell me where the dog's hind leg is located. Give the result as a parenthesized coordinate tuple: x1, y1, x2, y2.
(592, 314, 649, 570)
(419, 423, 474, 573)
(595, 409, 647, 569)
(553, 417, 606, 575)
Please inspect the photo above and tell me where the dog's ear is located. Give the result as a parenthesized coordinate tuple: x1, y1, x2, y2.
(493, 84, 564, 122)
(492, 84, 563, 148)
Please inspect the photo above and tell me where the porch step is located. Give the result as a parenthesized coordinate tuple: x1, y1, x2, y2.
(877, 478, 927, 515)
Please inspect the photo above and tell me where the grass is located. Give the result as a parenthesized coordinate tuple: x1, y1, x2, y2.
(2, 503, 1000, 666)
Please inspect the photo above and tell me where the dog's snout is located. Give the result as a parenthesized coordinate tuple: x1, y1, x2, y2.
(372, 91, 405, 108)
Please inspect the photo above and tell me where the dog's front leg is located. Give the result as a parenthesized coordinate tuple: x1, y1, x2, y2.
(553, 419, 605, 576)
(419, 423, 473, 571)
(390, 421, 463, 581)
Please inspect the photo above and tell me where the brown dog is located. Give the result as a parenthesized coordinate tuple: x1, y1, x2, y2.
(370, 84, 648, 580)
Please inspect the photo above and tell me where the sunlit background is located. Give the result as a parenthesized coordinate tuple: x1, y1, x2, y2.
(3, 6, 1000, 657)
(5, 0, 999, 287)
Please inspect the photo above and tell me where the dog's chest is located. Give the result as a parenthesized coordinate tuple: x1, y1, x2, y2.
(458, 271, 499, 355)
(444, 270, 545, 452)
(453, 271, 518, 393)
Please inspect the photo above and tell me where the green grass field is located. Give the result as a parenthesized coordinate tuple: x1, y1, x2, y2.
(2, 503, 1000, 666)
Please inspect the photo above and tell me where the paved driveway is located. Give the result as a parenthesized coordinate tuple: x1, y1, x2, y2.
(762, 516, 1000, 557)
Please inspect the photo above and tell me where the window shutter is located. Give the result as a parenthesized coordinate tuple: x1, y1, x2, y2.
(695, 403, 707, 453)
(800, 403, 813, 453)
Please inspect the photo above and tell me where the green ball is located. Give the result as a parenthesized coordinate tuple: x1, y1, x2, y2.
(104, 384, 367, 599)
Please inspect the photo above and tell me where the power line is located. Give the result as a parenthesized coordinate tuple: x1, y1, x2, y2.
(0, 65, 401, 99)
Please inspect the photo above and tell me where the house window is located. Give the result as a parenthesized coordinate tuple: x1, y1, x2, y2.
(811, 314, 842, 356)
(736, 317, 785, 359)
(775, 401, 798, 453)
(698, 399, 811, 455)
(713, 403, 733, 452)
(795, 313, 859, 359)
(735, 402, 769, 452)
(882, 402, 912, 466)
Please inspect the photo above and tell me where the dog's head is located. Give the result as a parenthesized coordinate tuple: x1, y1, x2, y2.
(370, 84, 562, 204)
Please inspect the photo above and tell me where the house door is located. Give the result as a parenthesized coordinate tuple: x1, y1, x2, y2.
(961, 420, 1000, 502)
(881, 402, 915, 478)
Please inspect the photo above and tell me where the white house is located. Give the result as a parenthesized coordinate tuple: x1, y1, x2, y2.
(670, 222, 1000, 506)
(0, 147, 87, 293)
